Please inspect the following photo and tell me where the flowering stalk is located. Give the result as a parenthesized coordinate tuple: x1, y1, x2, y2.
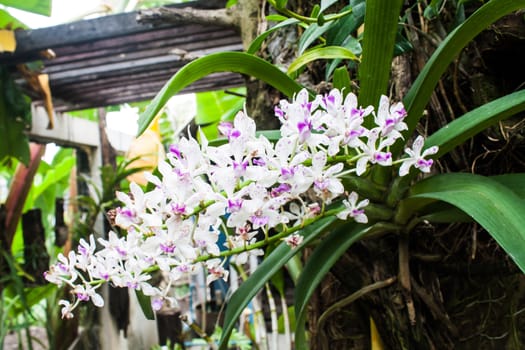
(45, 88, 438, 318)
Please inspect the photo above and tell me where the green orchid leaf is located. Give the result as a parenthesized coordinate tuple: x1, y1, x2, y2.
(218, 216, 339, 350)
(357, 0, 404, 107)
(402, 0, 525, 151)
(247, 18, 300, 54)
(320, 0, 339, 13)
(332, 66, 352, 94)
(298, 22, 332, 55)
(409, 173, 525, 273)
(287, 46, 359, 77)
(426, 89, 525, 158)
(294, 222, 394, 349)
(135, 289, 155, 320)
(138, 52, 303, 136)
(0, 0, 51, 16)
(416, 173, 525, 223)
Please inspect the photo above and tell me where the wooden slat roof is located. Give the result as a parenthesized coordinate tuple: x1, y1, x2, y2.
(0, 0, 244, 111)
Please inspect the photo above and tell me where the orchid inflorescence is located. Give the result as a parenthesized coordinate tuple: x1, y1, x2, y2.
(45, 88, 438, 319)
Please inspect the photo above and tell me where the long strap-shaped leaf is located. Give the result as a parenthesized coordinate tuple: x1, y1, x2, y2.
(402, 0, 525, 153)
(425, 89, 525, 158)
(218, 216, 339, 350)
(357, 0, 403, 107)
(409, 173, 525, 273)
(294, 222, 396, 349)
(287, 46, 359, 76)
(137, 52, 303, 135)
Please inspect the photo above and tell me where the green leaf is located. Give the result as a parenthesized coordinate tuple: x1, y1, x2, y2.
(423, 0, 444, 20)
(320, 0, 339, 13)
(218, 216, 339, 350)
(409, 173, 525, 273)
(247, 18, 300, 54)
(294, 223, 391, 348)
(0, 0, 51, 16)
(135, 289, 155, 320)
(0, 66, 31, 165)
(402, 0, 525, 151)
(0, 9, 29, 29)
(332, 66, 352, 93)
(28, 156, 75, 207)
(265, 14, 289, 22)
(287, 46, 359, 77)
(426, 89, 525, 158)
(325, 2, 365, 46)
(275, 0, 288, 9)
(357, 0, 404, 107)
(138, 52, 303, 136)
(298, 23, 332, 55)
(195, 89, 245, 125)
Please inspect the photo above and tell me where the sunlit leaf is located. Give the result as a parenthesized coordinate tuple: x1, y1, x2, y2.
(0, 0, 51, 16)
(287, 46, 359, 76)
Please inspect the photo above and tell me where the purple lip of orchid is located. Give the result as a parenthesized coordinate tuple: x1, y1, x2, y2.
(274, 106, 284, 119)
(78, 245, 88, 256)
(417, 159, 433, 168)
(323, 95, 336, 108)
(280, 166, 296, 179)
(232, 160, 248, 177)
(352, 209, 365, 216)
(252, 158, 266, 166)
(126, 282, 138, 289)
(177, 265, 189, 273)
(151, 298, 164, 310)
(349, 107, 365, 119)
(271, 183, 291, 197)
(219, 122, 241, 140)
(160, 242, 176, 254)
(227, 198, 243, 213)
(314, 179, 329, 191)
(168, 145, 182, 159)
(57, 262, 68, 272)
(116, 246, 127, 257)
(76, 292, 89, 301)
(374, 152, 392, 162)
(118, 207, 135, 219)
(171, 203, 186, 215)
(251, 214, 269, 227)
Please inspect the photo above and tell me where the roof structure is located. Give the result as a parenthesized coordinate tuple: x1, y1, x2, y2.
(0, 0, 244, 112)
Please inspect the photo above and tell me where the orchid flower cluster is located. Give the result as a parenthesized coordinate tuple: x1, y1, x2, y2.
(45, 88, 438, 319)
